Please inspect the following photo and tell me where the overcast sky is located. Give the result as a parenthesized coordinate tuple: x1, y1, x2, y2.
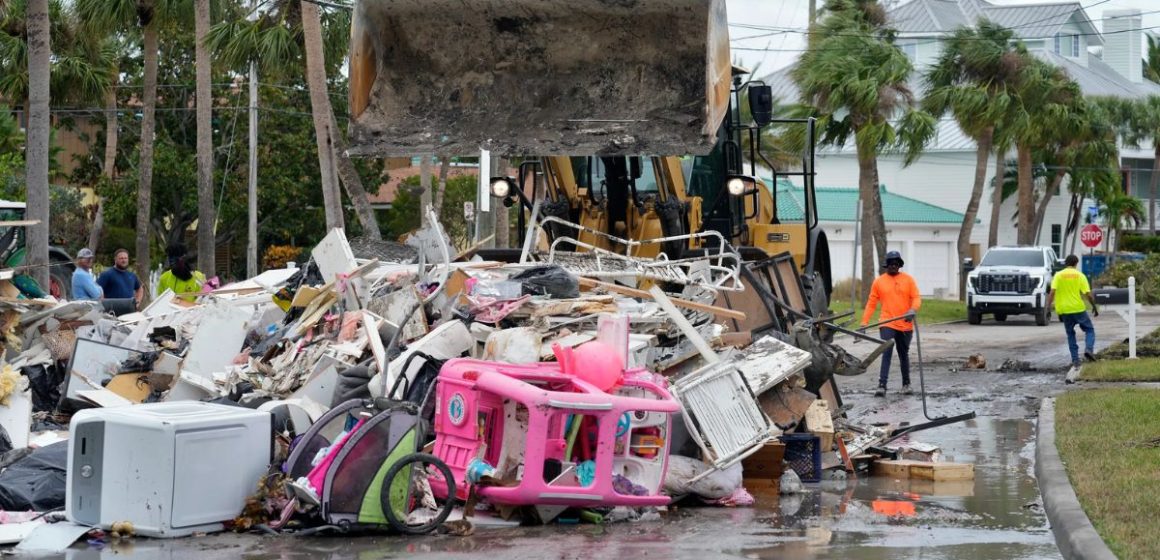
(727, 0, 1160, 73)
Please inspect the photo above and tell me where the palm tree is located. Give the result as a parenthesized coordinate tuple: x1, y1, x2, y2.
(76, 0, 189, 296)
(1146, 35, 1160, 84)
(23, 0, 48, 288)
(791, 0, 935, 298)
(206, 0, 381, 239)
(1031, 98, 1119, 242)
(1006, 58, 1080, 245)
(924, 20, 1026, 277)
(1099, 189, 1145, 261)
(987, 130, 1013, 248)
(194, 0, 215, 275)
(1107, 96, 1160, 235)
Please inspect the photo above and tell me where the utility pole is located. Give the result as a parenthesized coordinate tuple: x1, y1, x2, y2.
(247, 62, 259, 277)
(809, 0, 817, 25)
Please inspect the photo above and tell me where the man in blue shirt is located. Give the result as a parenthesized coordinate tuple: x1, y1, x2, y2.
(71, 248, 102, 301)
(97, 248, 142, 306)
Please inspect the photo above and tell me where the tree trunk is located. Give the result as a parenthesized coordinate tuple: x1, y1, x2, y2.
(1016, 144, 1035, 245)
(869, 159, 887, 268)
(988, 149, 1005, 248)
(1032, 173, 1065, 244)
(195, 0, 216, 276)
(856, 143, 876, 303)
(88, 86, 118, 252)
(327, 109, 381, 240)
(301, 0, 343, 231)
(960, 128, 992, 299)
(1151, 144, 1160, 235)
(419, 154, 433, 227)
(134, 22, 160, 298)
(434, 157, 451, 217)
(24, 0, 50, 289)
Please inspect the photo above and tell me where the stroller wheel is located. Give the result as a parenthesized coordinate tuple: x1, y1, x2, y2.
(381, 452, 457, 535)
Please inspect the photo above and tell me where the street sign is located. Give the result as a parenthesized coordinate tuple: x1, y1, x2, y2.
(1080, 224, 1104, 248)
(464, 201, 475, 222)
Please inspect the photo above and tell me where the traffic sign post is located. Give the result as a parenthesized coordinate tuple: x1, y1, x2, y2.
(1080, 224, 1103, 278)
(1080, 224, 1103, 249)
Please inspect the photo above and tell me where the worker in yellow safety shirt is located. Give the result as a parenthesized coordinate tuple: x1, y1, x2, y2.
(861, 250, 922, 397)
(1046, 254, 1099, 369)
(156, 244, 206, 302)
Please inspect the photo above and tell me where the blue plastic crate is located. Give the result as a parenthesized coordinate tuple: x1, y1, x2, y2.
(779, 433, 822, 483)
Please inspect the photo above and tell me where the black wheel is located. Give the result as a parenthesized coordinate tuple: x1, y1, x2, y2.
(1035, 307, 1049, 326)
(381, 452, 456, 535)
(968, 309, 982, 325)
(994, 313, 1007, 322)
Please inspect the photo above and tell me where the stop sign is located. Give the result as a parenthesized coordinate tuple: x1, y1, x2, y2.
(1080, 224, 1104, 248)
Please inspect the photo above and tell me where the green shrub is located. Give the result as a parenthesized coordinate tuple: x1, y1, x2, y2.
(1120, 234, 1160, 254)
(1095, 254, 1160, 304)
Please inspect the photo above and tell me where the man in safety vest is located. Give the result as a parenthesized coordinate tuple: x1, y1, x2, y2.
(1046, 254, 1099, 369)
(861, 251, 922, 397)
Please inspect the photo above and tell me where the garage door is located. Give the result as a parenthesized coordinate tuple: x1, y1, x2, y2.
(911, 241, 951, 297)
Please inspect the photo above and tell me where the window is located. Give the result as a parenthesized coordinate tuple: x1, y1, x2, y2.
(1051, 224, 1062, 257)
(1072, 34, 1080, 57)
(980, 249, 1047, 267)
(1054, 34, 1061, 54)
(899, 41, 917, 61)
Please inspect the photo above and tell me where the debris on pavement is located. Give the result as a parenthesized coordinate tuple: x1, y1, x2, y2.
(0, 219, 977, 548)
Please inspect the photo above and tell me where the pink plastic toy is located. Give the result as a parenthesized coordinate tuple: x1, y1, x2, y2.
(432, 354, 679, 507)
(555, 341, 623, 392)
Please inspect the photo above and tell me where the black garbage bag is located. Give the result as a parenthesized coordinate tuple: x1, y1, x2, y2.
(512, 265, 579, 299)
(0, 441, 68, 511)
(21, 364, 64, 413)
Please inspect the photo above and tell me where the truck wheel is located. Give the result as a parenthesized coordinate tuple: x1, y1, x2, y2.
(968, 309, 982, 325)
(48, 264, 72, 299)
(1035, 307, 1049, 326)
(994, 313, 1007, 322)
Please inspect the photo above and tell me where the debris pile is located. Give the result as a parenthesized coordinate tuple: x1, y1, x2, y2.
(0, 215, 974, 545)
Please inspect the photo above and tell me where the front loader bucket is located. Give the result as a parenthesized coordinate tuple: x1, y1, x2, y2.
(348, 0, 730, 157)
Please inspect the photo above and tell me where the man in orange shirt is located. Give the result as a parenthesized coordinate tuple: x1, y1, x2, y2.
(861, 251, 922, 397)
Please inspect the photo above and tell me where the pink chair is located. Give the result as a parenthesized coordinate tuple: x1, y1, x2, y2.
(432, 357, 679, 507)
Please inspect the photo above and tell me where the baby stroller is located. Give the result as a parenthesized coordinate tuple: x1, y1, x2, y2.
(283, 356, 455, 535)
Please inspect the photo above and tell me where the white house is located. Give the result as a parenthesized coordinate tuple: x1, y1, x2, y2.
(767, 0, 1160, 296)
(774, 180, 968, 297)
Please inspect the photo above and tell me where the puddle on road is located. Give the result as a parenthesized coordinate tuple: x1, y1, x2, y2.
(44, 419, 1057, 560)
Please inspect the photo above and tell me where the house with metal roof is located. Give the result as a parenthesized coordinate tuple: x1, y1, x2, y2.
(773, 179, 969, 296)
(766, 1, 1158, 297)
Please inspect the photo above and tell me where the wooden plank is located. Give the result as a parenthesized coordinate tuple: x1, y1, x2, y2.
(910, 462, 974, 482)
(872, 459, 975, 481)
(871, 459, 917, 479)
(578, 277, 746, 320)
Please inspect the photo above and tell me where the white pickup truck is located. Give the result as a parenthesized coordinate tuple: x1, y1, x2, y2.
(966, 246, 1063, 326)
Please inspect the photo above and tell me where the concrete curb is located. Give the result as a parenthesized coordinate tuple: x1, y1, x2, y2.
(1035, 397, 1117, 560)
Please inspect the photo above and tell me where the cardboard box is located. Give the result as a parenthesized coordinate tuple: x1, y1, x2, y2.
(741, 441, 786, 483)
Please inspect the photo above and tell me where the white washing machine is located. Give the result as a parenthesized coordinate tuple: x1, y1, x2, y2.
(66, 402, 272, 537)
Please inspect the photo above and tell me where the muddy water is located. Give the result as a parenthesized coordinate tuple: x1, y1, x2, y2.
(38, 417, 1056, 560)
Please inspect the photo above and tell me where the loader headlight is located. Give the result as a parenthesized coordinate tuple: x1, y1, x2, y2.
(726, 175, 756, 197)
(490, 177, 512, 198)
